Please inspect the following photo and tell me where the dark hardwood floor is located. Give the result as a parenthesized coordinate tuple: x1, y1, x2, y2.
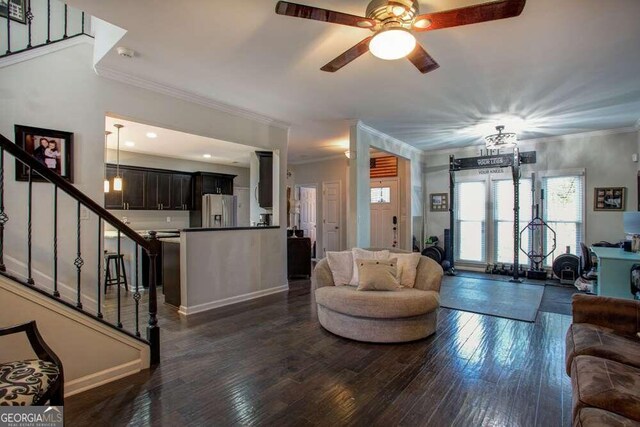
(68, 279, 573, 426)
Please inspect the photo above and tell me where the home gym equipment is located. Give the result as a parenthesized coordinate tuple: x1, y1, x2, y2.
(552, 250, 580, 285)
(520, 181, 556, 280)
(449, 148, 537, 282)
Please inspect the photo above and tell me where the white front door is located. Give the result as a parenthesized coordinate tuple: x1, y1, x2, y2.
(234, 187, 251, 227)
(299, 186, 317, 245)
(370, 178, 399, 248)
(322, 181, 341, 254)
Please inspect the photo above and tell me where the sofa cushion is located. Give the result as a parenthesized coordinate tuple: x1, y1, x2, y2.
(0, 359, 60, 406)
(571, 355, 640, 422)
(574, 408, 640, 427)
(395, 252, 422, 288)
(315, 286, 439, 319)
(566, 323, 640, 375)
(349, 248, 390, 286)
(326, 251, 354, 286)
(356, 258, 400, 291)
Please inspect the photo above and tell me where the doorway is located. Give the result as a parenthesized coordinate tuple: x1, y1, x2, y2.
(234, 187, 251, 227)
(296, 185, 317, 248)
(370, 177, 399, 248)
(322, 181, 341, 255)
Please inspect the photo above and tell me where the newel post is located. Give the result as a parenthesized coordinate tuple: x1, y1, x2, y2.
(146, 230, 161, 366)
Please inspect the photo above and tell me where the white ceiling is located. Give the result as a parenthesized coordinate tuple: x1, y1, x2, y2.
(104, 116, 256, 166)
(72, 0, 640, 162)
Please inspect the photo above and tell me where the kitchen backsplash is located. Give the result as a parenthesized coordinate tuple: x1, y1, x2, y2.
(105, 210, 191, 231)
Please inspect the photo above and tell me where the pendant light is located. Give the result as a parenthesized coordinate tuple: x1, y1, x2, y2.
(104, 131, 111, 193)
(113, 124, 124, 191)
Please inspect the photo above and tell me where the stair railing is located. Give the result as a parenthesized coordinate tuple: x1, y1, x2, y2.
(0, 132, 160, 366)
(2, 0, 91, 59)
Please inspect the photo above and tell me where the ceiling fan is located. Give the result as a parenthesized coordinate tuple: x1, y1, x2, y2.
(275, 0, 526, 74)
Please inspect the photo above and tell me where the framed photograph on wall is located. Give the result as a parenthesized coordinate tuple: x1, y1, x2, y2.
(14, 125, 74, 182)
(0, 0, 28, 24)
(430, 193, 449, 212)
(594, 187, 625, 211)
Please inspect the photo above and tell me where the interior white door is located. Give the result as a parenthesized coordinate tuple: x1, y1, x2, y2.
(234, 187, 250, 227)
(299, 186, 317, 244)
(370, 179, 399, 248)
(322, 181, 341, 254)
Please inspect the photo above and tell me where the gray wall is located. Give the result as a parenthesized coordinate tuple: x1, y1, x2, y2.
(290, 156, 348, 254)
(425, 129, 640, 258)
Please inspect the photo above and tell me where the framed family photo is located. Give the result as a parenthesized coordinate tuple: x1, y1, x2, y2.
(0, 0, 28, 24)
(430, 193, 449, 212)
(15, 125, 74, 182)
(594, 187, 625, 211)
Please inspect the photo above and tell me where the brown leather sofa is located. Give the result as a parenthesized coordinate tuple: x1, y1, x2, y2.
(565, 294, 640, 426)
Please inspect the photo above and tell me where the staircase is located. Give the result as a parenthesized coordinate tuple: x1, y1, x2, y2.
(1, 0, 91, 58)
(0, 132, 160, 367)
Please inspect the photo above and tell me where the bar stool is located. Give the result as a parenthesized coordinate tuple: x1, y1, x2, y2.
(104, 251, 128, 293)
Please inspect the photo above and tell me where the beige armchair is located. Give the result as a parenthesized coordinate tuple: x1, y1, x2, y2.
(313, 249, 443, 343)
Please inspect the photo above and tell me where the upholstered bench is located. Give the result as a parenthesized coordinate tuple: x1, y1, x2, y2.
(0, 321, 64, 406)
(313, 249, 443, 343)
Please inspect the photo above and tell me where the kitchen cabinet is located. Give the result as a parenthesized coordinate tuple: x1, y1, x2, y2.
(161, 241, 181, 307)
(145, 171, 172, 210)
(171, 173, 193, 210)
(288, 237, 311, 278)
(189, 172, 236, 227)
(121, 168, 146, 210)
(256, 151, 273, 209)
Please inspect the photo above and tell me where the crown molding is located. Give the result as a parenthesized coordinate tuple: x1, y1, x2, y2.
(0, 35, 94, 69)
(94, 65, 290, 130)
(355, 121, 424, 155)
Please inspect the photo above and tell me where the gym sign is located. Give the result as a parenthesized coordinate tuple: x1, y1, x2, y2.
(451, 151, 536, 171)
(0, 406, 63, 427)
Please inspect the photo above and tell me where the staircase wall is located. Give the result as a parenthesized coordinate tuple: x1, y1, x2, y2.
(0, 275, 149, 396)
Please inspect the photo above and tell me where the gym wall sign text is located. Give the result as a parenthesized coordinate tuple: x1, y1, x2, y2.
(451, 151, 537, 171)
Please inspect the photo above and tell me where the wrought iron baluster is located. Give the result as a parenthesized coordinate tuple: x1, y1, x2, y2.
(27, 167, 34, 285)
(74, 201, 84, 308)
(134, 243, 140, 337)
(147, 231, 160, 365)
(81, 12, 85, 34)
(46, 0, 51, 43)
(97, 218, 103, 318)
(5, 1, 10, 55)
(26, 1, 33, 48)
(116, 230, 122, 328)
(0, 148, 7, 272)
(53, 186, 59, 297)
(63, 4, 68, 39)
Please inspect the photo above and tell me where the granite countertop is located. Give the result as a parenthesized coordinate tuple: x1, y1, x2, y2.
(104, 229, 180, 239)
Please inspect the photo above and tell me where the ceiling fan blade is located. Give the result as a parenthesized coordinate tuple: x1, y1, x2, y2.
(412, 0, 526, 32)
(407, 43, 440, 74)
(275, 1, 377, 29)
(320, 37, 373, 72)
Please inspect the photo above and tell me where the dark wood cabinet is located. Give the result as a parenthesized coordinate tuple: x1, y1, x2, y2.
(171, 173, 193, 210)
(121, 168, 146, 210)
(145, 171, 172, 210)
(189, 172, 236, 227)
(287, 237, 311, 278)
(161, 241, 181, 307)
(256, 151, 273, 209)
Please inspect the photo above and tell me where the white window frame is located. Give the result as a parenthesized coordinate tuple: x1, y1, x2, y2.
(454, 175, 489, 265)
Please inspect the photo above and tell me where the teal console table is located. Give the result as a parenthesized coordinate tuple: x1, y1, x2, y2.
(590, 246, 640, 300)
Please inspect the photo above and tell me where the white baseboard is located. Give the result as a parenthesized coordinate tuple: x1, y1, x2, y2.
(178, 284, 289, 316)
(65, 359, 143, 397)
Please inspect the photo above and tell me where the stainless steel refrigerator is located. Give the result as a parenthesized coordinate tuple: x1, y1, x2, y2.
(202, 194, 237, 228)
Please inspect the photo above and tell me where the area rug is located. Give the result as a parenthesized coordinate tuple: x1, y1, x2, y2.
(440, 276, 544, 322)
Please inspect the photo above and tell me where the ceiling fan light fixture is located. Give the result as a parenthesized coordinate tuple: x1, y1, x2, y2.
(484, 125, 518, 149)
(369, 27, 416, 60)
(357, 20, 374, 28)
(391, 5, 406, 16)
(413, 18, 432, 29)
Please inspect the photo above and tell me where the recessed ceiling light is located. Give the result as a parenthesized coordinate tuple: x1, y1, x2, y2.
(125, 141, 135, 147)
(146, 132, 157, 139)
(203, 154, 212, 158)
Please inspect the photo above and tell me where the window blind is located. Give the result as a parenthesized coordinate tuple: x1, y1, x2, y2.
(455, 181, 486, 262)
(542, 175, 584, 266)
(492, 179, 533, 264)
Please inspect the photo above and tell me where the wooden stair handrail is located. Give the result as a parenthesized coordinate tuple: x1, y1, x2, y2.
(0, 133, 152, 250)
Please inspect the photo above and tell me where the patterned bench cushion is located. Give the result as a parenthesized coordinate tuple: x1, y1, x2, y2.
(0, 359, 60, 406)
